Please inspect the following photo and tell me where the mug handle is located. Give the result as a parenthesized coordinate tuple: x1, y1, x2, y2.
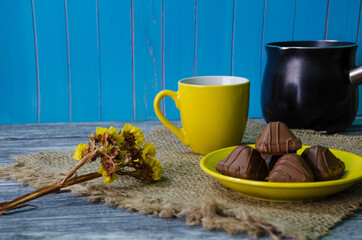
(154, 90, 189, 146)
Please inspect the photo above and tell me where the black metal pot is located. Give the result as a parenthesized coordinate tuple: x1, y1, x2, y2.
(262, 40, 362, 133)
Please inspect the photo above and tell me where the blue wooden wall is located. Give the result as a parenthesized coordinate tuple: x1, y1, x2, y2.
(1, 0, 362, 124)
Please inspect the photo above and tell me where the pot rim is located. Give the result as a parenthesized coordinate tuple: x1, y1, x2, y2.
(265, 40, 357, 49)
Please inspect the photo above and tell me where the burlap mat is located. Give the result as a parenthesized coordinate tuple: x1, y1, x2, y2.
(0, 120, 361, 240)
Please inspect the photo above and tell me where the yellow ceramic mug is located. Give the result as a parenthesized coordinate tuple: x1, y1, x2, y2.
(154, 76, 250, 155)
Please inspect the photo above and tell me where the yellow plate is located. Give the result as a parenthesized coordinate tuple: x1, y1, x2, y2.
(200, 145, 362, 202)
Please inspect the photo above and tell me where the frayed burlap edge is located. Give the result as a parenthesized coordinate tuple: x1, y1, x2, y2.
(0, 160, 300, 240)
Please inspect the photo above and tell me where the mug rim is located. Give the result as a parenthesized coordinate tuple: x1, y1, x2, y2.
(179, 76, 250, 87)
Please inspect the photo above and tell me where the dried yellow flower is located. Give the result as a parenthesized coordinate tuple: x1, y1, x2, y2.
(120, 123, 144, 149)
(97, 164, 119, 184)
(96, 127, 108, 136)
(143, 157, 163, 181)
(142, 143, 156, 159)
(73, 143, 89, 160)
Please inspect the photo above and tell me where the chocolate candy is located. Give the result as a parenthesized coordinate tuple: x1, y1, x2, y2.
(261, 154, 282, 171)
(216, 146, 268, 181)
(301, 145, 345, 181)
(268, 154, 314, 182)
(255, 121, 302, 155)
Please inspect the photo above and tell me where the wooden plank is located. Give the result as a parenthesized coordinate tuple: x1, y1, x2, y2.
(196, 0, 234, 76)
(233, 0, 265, 118)
(263, 0, 296, 42)
(0, 1, 38, 124)
(355, 0, 362, 116)
(164, 0, 195, 120)
(134, 0, 162, 121)
(327, 0, 361, 116)
(33, 0, 70, 123)
(0, 121, 177, 140)
(356, 83, 362, 116)
(357, 1, 362, 116)
(66, 0, 100, 122)
(0, 120, 180, 166)
(98, 0, 133, 121)
(0, 178, 255, 240)
(262, 0, 295, 64)
(326, 0, 360, 41)
(293, 0, 328, 40)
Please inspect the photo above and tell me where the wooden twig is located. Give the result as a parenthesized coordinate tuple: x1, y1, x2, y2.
(59, 149, 100, 186)
(0, 172, 101, 215)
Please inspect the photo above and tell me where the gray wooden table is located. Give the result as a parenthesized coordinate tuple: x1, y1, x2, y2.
(0, 120, 361, 240)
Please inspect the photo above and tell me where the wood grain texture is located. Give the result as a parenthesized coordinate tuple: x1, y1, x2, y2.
(164, 0, 195, 120)
(0, 0, 38, 124)
(326, 0, 360, 41)
(293, 0, 328, 40)
(67, 0, 100, 122)
(355, 0, 362, 116)
(33, 0, 70, 123)
(98, 0, 133, 121)
(134, 0, 162, 121)
(196, 0, 234, 76)
(0, 180, 252, 240)
(259, 0, 296, 119)
(233, 0, 265, 118)
(262, 0, 295, 72)
(327, 0, 362, 117)
(1, 1, 362, 123)
(0, 120, 361, 239)
(263, 0, 296, 43)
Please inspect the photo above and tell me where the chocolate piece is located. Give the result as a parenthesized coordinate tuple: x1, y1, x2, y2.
(255, 121, 302, 155)
(216, 146, 268, 181)
(301, 145, 345, 181)
(268, 154, 314, 182)
(261, 154, 282, 171)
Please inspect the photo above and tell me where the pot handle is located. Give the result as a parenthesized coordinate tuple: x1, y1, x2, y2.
(349, 66, 362, 85)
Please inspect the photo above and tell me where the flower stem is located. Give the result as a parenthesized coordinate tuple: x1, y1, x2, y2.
(0, 172, 101, 215)
(59, 148, 100, 186)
